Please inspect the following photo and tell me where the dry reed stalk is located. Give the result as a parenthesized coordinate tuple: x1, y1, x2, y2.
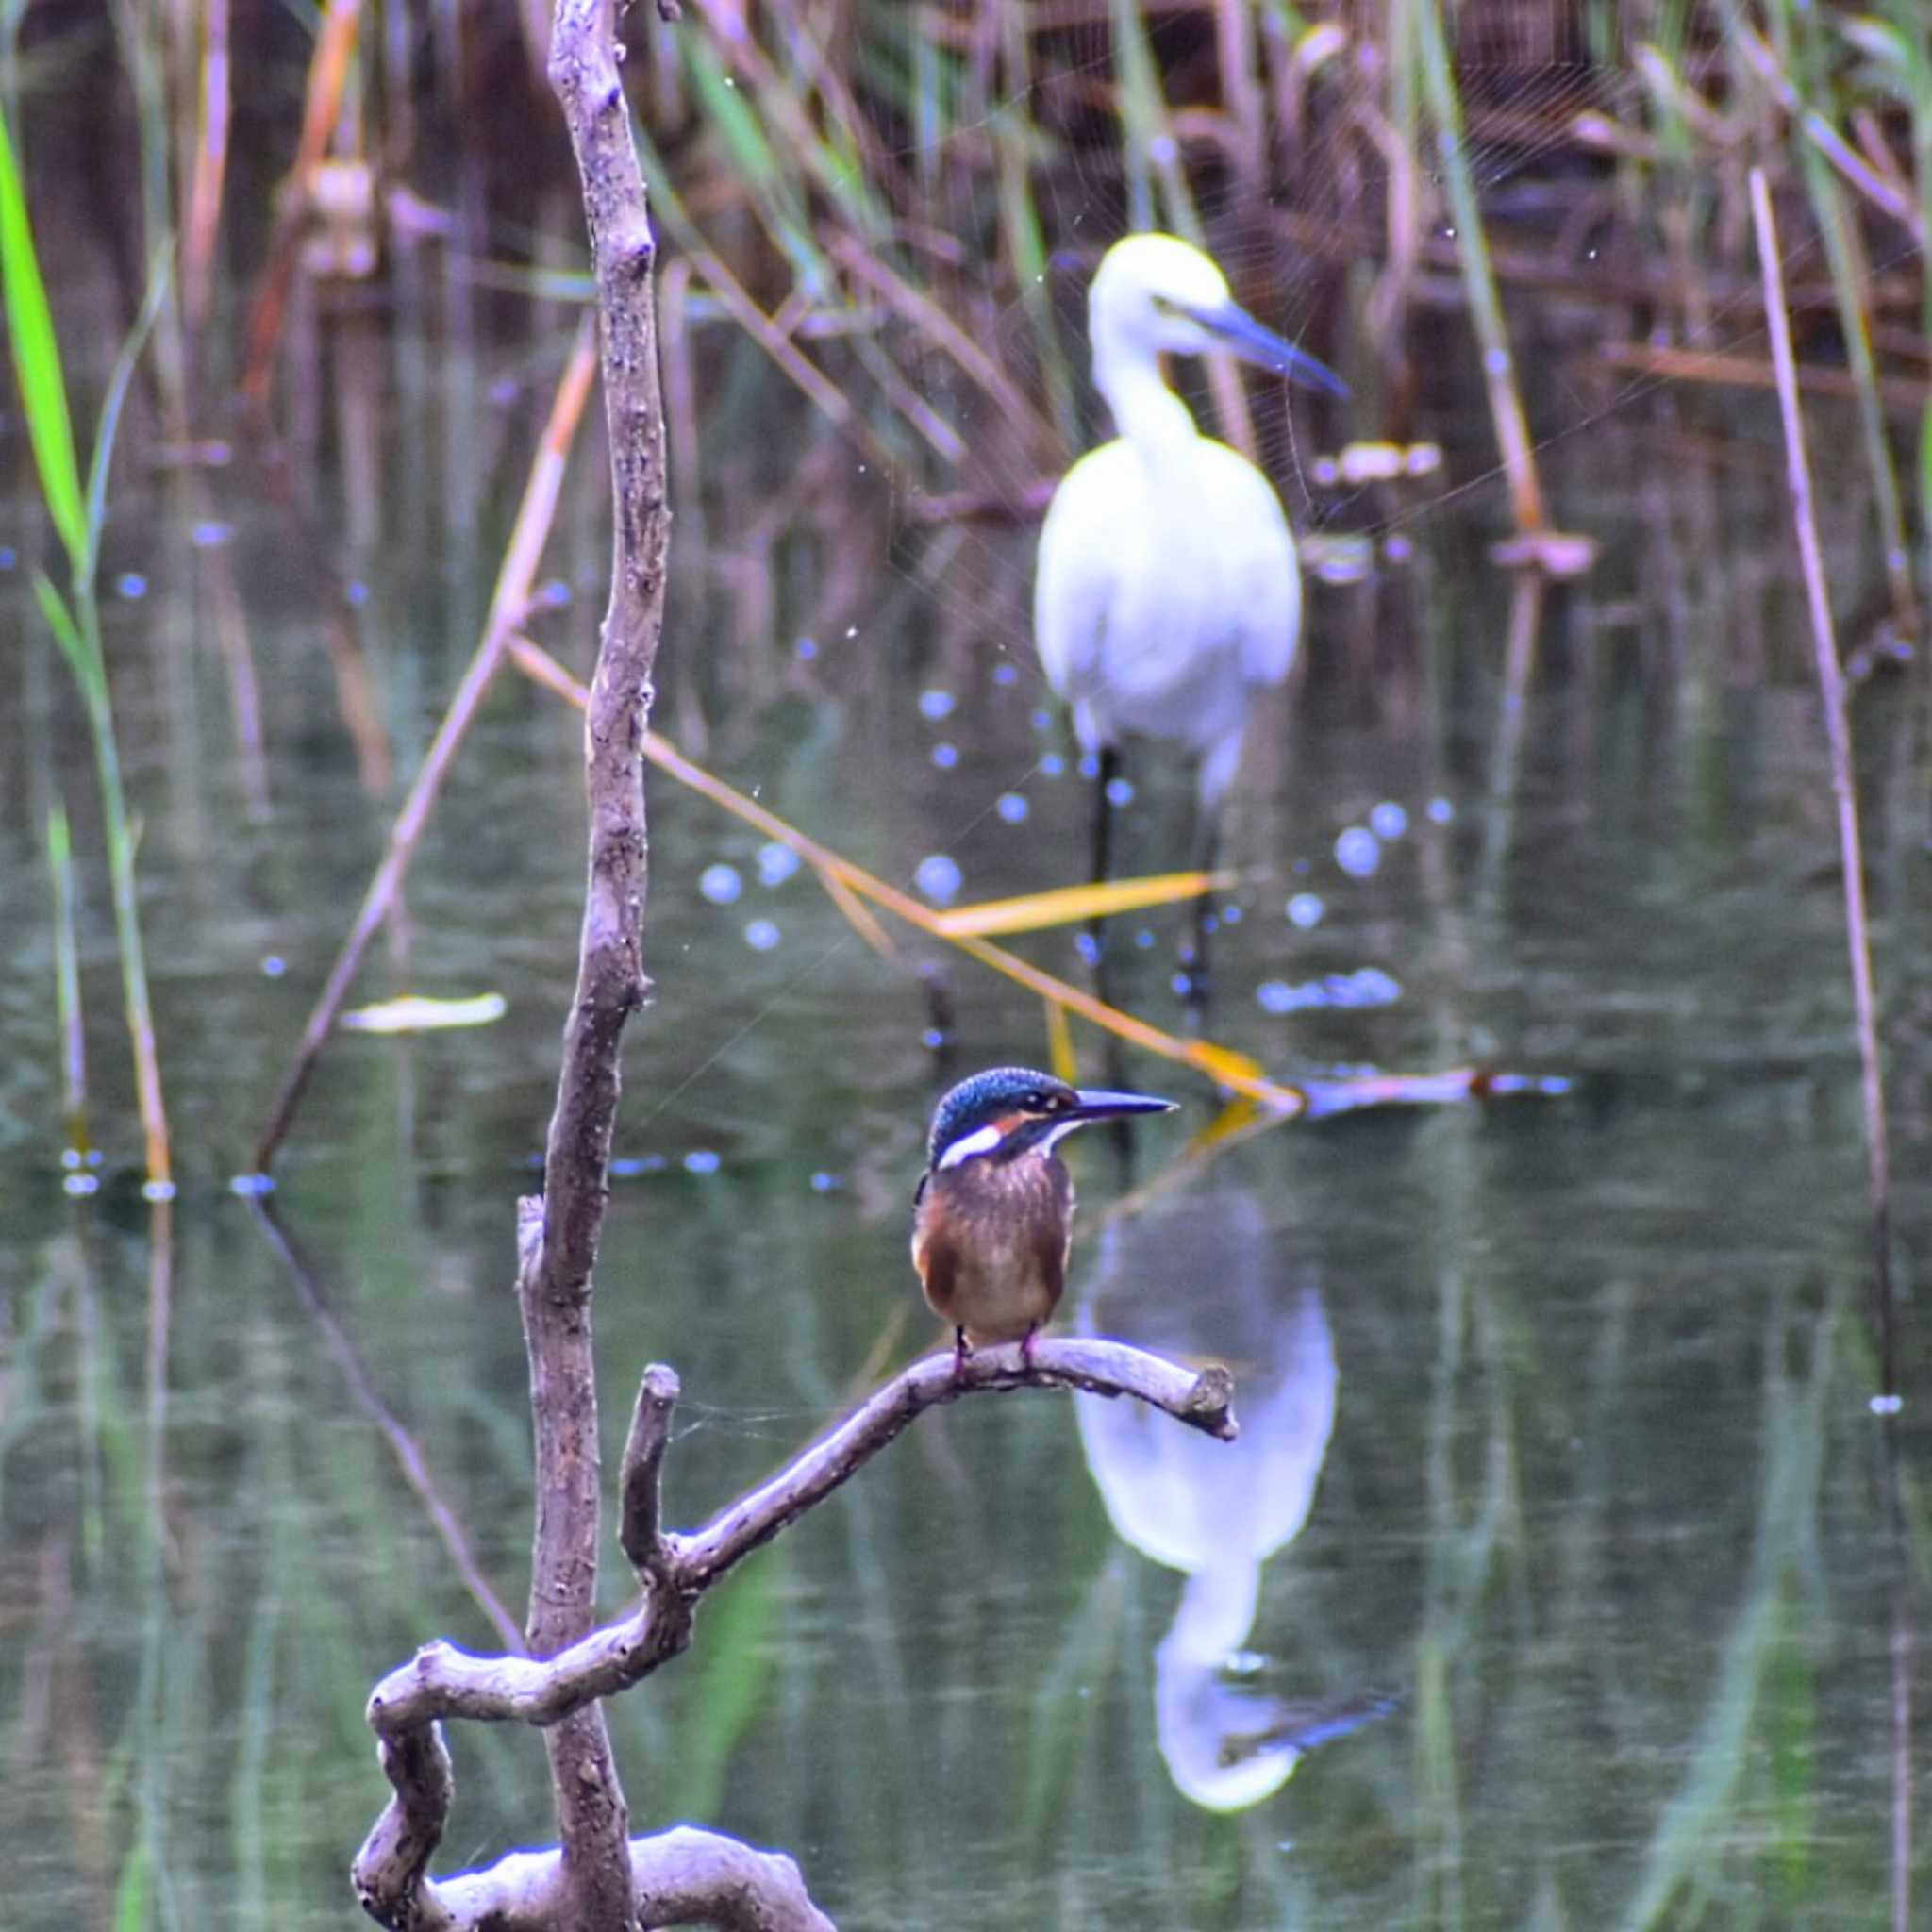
(1597, 341, 1931, 416)
(248, 323, 599, 1175)
(1734, 22, 1924, 244)
(1749, 165, 1897, 1391)
(508, 635, 1307, 1113)
(182, 0, 230, 332)
(238, 0, 363, 410)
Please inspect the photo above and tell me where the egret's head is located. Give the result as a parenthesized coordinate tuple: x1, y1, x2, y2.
(1088, 232, 1347, 399)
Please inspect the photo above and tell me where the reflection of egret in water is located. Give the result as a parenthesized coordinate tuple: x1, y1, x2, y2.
(1074, 1189, 1391, 1809)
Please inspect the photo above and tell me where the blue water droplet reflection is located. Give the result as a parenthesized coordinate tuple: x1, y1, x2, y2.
(756, 843, 800, 887)
(1335, 827, 1380, 877)
(915, 855, 962, 905)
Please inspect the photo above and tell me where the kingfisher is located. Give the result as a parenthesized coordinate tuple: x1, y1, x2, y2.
(912, 1066, 1177, 1369)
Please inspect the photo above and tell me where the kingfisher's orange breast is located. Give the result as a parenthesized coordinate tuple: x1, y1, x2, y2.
(912, 1154, 1075, 1345)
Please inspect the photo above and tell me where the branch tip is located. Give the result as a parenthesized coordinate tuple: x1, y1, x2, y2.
(621, 1363, 682, 1580)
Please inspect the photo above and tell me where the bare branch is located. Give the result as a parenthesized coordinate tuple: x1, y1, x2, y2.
(357, 1335, 1231, 1925)
(678, 1338, 1236, 1589)
(353, 1724, 458, 1931)
(363, 1826, 830, 1932)
(625, 1828, 829, 1931)
(503, 0, 679, 1921)
(621, 1363, 682, 1585)
(362, 1338, 1233, 1739)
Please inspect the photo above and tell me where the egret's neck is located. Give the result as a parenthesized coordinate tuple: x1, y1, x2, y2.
(1092, 331, 1201, 463)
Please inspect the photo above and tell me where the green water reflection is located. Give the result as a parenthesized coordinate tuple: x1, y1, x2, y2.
(3, 172, 1928, 1932)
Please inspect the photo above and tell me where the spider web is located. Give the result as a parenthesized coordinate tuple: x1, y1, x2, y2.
(629, 5, 1922, 1127)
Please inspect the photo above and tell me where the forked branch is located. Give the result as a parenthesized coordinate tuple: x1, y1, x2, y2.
(352, 1338, 1235, 1927)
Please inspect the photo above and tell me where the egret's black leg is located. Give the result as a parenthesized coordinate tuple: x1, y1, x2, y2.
(1090, 744, 1120, 887)
(1087, 743, 1122, 1008)
(1180, 804, 1221, 1014)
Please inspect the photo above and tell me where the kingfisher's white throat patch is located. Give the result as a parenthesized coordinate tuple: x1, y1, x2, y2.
(937, 1122, 1007, 1170)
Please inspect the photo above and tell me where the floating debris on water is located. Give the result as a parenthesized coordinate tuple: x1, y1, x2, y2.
(1302, 533, 1374, 584)
(341, 992, 508, 1033)
(1257, 967, 1402, 1015)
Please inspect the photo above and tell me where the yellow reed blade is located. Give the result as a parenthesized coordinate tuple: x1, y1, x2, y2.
(1043, 997, 1078, 1086)
(1183, 1094, 1277, 1156)
(932, 871, 1237, 938)
(812, 860, 901, 961)
(505, 636, 1304, 1111)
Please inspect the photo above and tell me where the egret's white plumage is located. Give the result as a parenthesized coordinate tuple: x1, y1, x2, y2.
(1035, 234, 1343, 816)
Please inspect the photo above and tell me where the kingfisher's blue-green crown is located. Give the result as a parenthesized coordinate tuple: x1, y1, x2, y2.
(926, 1066, 1177, 1169)
(927, 1067, 1074, 1167)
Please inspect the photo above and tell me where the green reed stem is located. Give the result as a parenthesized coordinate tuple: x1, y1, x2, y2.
(1412, 0, 1546, 537)
(45, 797, 88, 1154)
(0, 109, 173, 1191)
(1801, 152, 1918, 631)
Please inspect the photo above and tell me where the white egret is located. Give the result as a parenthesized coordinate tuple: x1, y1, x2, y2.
(1034, 233, 1345, 971)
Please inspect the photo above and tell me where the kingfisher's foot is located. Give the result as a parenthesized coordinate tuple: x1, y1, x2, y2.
(1020, 1327, 1039, 1370)
(953, 1328, 971, 1377)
